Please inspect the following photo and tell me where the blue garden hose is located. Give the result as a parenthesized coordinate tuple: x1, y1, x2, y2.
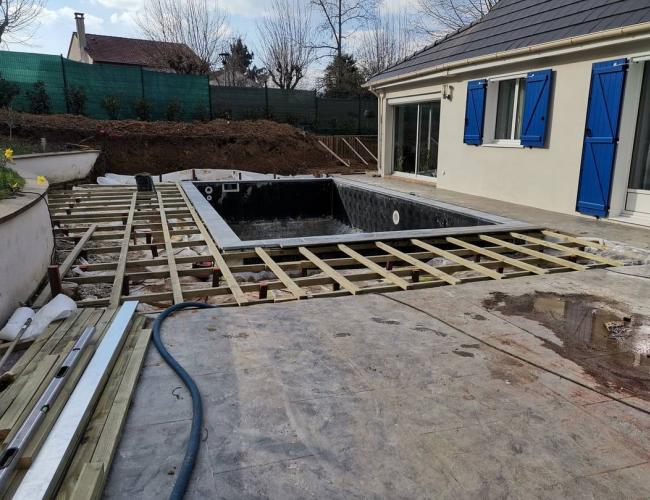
(152, 302, 216, 500)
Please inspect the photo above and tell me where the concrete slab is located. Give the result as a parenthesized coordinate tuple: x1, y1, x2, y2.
(340, 174, 650, 251)
(105, 268, 650, 499)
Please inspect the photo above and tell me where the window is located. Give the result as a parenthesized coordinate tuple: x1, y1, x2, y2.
(494, 78, 526, 141)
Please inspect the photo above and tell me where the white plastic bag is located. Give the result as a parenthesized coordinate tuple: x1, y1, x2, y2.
(24, 294, 77, 341)
(0, 308, 36, 341)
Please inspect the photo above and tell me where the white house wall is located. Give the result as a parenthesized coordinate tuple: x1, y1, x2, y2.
(376, 39, 650, 216)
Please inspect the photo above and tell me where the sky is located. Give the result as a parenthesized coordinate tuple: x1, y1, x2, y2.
(5, 0, 420, 87)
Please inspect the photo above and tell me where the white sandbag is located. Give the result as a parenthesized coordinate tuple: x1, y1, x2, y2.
(25, 294, 77, 341)
(0, 308, 36, 341)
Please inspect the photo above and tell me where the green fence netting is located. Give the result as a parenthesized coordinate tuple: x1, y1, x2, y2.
(209, 86, 377, 134)
(63, 59, 142, 119)
(0, 50, 377, 133)
(0, 51, 66, 114)
(143, 70, 209, 121)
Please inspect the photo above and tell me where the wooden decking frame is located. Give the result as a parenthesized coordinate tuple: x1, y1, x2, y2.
(42, 184, 624, 310)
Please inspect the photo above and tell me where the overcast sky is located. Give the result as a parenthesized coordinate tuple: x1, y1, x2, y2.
(4, 0, 419, 87)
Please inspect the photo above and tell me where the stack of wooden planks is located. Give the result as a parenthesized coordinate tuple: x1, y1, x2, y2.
(0, 307, 149, 498)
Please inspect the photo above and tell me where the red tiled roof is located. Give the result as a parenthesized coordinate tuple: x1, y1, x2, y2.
(79, 33, 199, 68)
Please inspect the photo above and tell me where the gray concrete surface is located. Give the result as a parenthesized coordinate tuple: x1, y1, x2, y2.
(105, 266, 650, 499)
(340, 175, 650, 251)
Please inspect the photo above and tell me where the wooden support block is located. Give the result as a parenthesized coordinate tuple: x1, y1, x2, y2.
(259, 282, 268, 299)
(212, 268, 222, 287)
(411, 269, 420, 283)
(47, 266, 63, 297)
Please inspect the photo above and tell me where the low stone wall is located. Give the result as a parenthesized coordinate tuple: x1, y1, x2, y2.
(0, 179, 53, 325)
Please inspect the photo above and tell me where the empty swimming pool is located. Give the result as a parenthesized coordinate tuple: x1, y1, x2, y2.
(182, 178, 528, 250)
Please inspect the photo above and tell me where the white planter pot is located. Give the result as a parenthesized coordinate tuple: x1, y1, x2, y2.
(12, 150, 100, 184)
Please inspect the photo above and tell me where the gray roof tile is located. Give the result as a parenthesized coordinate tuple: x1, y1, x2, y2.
(368, 0, 650, 84)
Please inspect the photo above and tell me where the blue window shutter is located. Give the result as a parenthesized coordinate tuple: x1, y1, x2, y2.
(576, 58, 628, 217)
(520, 69, 553, 147)
(464, 79, 487, 145)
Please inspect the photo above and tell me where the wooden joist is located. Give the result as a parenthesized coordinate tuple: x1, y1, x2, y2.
(445, 237, 548, 275)
(479, 234, 587, 271)
(255, 247, 306, 300)
(299, 247, 360, 295)
(376, 241, 460, 285)
(157, 192, 183, 304)
(110, 194, 137, 307)
(510, 232, 622, 267)
(411, 239, 503, 280)
(338, 244, 411, 290)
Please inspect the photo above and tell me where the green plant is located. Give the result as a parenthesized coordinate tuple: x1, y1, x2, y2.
(166, 99, 182, 121)
(26, 81, 51, 115)
(65, 86, 86, 115)
(101, 95, 121, 120)
(0, 74, 19, 108)
(134, 98, 152, 121)
(0, 148, 25, 200)
(193, 104, 210, 122)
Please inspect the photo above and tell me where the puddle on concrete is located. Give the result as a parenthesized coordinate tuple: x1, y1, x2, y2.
(483, 292, 650, 398)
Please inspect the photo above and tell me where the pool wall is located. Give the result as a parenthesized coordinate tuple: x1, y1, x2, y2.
(182, 178, 535, 250)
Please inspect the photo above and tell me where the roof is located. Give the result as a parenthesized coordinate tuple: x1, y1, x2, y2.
(368, 0, 650, 85)
(75, 33, 199, 68)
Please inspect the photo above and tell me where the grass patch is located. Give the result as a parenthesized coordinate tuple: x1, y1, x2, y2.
(0, 166, 25, 200)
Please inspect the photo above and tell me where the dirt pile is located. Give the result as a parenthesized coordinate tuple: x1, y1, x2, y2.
(0, 111, 347, 176)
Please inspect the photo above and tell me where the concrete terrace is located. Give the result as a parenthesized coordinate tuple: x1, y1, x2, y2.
(104, 178, 650, 499)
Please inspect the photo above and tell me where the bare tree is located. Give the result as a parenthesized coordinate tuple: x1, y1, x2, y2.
(310, 0, 379, 58)
(355, 8, 417, 78)
(0, 0, 46, 45)
(138, 0, 229, 73)
(416, 0, 496, 38)
(257, 0, 317, 90)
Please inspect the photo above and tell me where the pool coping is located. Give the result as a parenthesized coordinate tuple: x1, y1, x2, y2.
(181, 178, 538, 250)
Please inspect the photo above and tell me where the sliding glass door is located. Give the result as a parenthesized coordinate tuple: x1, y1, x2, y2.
(393, 101, 440, 178)
(627, 62, 650, 214)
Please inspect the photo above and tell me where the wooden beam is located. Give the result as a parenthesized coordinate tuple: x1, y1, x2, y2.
(510, 232, 622, 267)
(355, 137, 378, 162)
(341, 138, 369, 165)
(480, 234, 587, 271)
(318, 140, 350, 167)
(338, 244, 410, 290)
(110, 193, 137, 307)
(299, 247, 360, 294)
(176, 183, 248, 305)
(446, 237, 548, 275)
(411, 239, 503, 280)
(541, 230, 608, 250)
(375, 241, 459, 285)
(255, 247, 306, 299)
(157, 192, 183, 304)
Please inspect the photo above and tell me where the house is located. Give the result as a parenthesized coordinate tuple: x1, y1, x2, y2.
(67, 12, 201, 72)
(366, 0, 650, 224)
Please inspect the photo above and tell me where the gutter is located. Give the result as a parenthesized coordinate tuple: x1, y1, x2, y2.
(366, 21, 650, 90)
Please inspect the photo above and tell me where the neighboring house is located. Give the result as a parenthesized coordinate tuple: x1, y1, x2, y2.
(67, 12, 200, 72)
(366, 0, 650, 224)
